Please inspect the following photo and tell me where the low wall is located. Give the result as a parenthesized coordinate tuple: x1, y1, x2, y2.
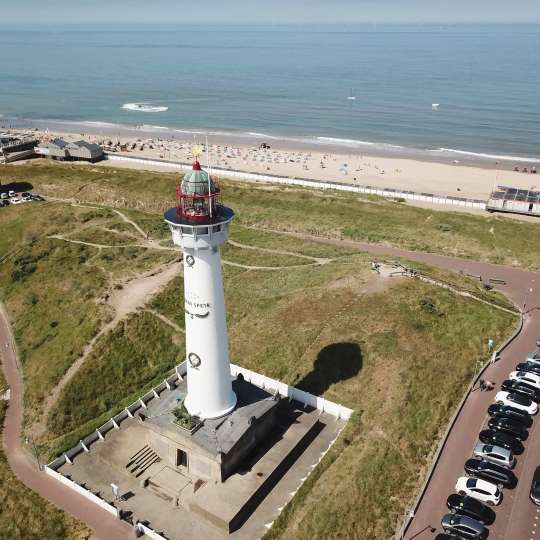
(136, 523, 168, 540)
(44, 466, 119, 517)
(105, 154, 487, 211)
(229, 363, 353, 420)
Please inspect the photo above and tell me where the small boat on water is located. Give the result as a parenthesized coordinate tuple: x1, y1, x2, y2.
(347, 88, 356, 101)
(432, 103, 440, 110)
(122, 103, 168, 113)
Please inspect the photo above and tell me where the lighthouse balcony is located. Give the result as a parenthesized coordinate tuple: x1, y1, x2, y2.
(164, 206, 233, 249)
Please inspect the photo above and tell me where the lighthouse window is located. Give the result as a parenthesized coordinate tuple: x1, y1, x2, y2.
(213, 225, 221, 232)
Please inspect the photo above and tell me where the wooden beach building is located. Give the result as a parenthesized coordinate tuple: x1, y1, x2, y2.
(36, 139, 104, 162)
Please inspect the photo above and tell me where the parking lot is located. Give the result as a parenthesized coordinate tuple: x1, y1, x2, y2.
(0, 188, 43, 207)
(405, 305, 540, 540)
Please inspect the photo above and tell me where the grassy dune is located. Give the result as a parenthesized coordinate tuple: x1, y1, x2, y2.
(2, 161, 540, 268)
(0, 161, 527, 538)
(0, 204, 176, 423)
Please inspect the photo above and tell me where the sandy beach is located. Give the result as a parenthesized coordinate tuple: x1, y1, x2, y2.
(5, 125, 540, 201)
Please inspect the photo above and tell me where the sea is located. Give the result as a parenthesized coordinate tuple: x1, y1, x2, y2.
(0, 24, 539, 162)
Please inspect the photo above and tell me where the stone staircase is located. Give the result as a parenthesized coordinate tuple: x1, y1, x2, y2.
(125, 445, 160, 478)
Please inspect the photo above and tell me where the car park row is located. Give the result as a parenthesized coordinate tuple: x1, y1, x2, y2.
(435, 349, 540, 539)
(0, 190, 43, 207)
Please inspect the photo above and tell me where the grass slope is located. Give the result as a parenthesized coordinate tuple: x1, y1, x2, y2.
(0, 162, 525, 539)
(0, 203, 176, 424)
(2, 161, 540, 269)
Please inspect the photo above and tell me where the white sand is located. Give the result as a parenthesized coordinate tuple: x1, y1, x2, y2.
(9, 128, 540, 201)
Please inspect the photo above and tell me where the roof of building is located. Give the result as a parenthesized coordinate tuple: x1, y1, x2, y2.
(71, 140, 102, 152)
(181, 161, 218, 197)
(144, 377, 278, 457)
(489, 185, 540, 203)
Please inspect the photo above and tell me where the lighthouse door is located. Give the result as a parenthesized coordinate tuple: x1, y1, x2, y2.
(176, 448, 188, 468)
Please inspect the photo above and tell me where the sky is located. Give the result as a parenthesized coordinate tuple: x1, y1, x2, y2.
(2, 0, 540, 25)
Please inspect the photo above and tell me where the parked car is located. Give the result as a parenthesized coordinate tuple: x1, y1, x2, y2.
(479, 429, 524, 454)
(488, 415, 528, 440)
(516, 362, 540, 376)
(446, 494, 495, 524)
(435, 534, 462, 540)
(509, 370, 540, 390)
(21, 192, 31, 201)
(531, 467, 540, 505)
(0, 192, 7, 200)
(464, 458, 517, 488)
(487, 403, 532, 427)
(441, 513, 487, 539)
(0, 200, 10, 207)
(473, 442, 516, 469)
(31, 194, 44, 201)
(8, 190, 15, 197)
(527, 352, 540, 364)
(495, 391, 538, 415)
(455, 476, 502, 506)
(501, 379, 540, 402)
(9, 197, 23, 205)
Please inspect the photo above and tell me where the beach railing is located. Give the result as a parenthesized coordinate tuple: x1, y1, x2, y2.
(105, 153, 487, 211)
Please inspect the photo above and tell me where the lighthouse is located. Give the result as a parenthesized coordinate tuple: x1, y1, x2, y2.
(164, 159, 236, 419)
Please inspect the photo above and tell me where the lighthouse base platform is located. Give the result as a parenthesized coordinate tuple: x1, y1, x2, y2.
(52, 368, 348, 539)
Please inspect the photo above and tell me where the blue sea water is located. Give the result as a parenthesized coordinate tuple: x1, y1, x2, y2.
(0, 24, 539, 159)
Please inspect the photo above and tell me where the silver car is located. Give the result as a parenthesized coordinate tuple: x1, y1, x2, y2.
(473, 442, 516, 469)
(441, 513, 487, 539)
(528, 352, 540, 365)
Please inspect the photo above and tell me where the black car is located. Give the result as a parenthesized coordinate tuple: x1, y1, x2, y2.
(464, 458, 517, 488)
(446, 494, 495, 524)
(487, 403, 532, 427)
(435, 534, 462, 540)
(531, 466, 540, 505)
(0, 199, 10, 207)
(488, 415, 528, 440)
(516, 362, 540, 376)
(479, 429, 524, 454)
(501, 379, 540, 402)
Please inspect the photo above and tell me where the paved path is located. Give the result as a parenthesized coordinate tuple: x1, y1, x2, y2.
(0, 303, 131, 540)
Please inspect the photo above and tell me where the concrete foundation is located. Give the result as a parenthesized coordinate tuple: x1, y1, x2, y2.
(57, 376, 345, 539)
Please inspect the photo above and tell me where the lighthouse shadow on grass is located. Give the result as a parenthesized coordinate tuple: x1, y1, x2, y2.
(296, 342, 363, 397)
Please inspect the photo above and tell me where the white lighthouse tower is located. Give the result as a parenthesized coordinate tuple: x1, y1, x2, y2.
(164, 158, 236, 419)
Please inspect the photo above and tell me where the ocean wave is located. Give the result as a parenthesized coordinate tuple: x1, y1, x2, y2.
(80, 120, 126, 128)
(122, 103, 169, 113)
(316, 136, 376, 146)
(434, 148, 540, 163)
(138, 124, 170, 131)
(245, 132, 281, 140)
